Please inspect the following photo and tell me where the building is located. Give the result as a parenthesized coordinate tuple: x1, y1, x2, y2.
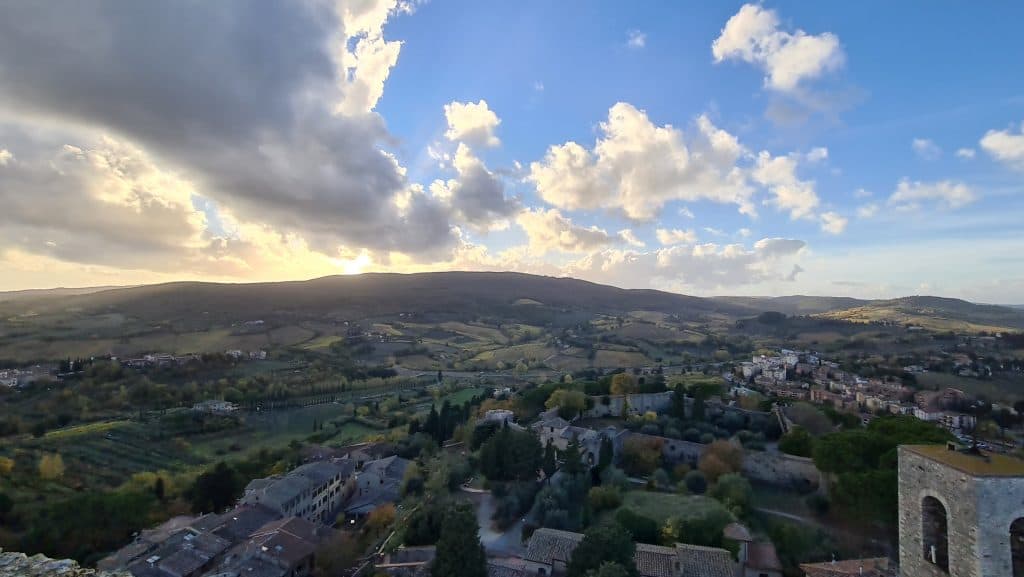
(240, 459, 355, 524)
(375, 546, 436, 576)
(518, 528, 735, 577)
(344, 455, 412, 518)
(898, 444, 1024, 576)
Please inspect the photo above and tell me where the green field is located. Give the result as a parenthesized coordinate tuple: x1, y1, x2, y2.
(616, 491, 731, 525)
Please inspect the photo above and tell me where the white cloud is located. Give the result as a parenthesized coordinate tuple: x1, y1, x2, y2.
(912, 138, 942, 160)
(626, 30, 646, 49)
(656, 228, 698, 246)
(805, 147, 828, 163)
(443, 100, 502, 148)
(533, 81, 545, 92)
(889, 179, 977, 210)
(819, 211, 848, 235)
(564, 237, 807, 291)
(703, 227, 726, 237)
(712, 4, 844, 92)
(980, 121, 1024, 170)
(955, 147, 976, 159)
(618, 229, 646, 248)
(738, 228, 752, 238)
(853, 188, 873, 199)
(751, 151, 820, 219)
(0, 148, 11, 166)
(429, 143, 517, 230)
(528, 104, 754, 220)
(516, 208, 616, 255)
(857, 203, 879, 218)
(678, 206, 695, 219)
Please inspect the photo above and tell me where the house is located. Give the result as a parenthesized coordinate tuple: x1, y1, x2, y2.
(214, 516, 325, 577)
(518, 528, 735, 577)
(240, 459, 355, 525)
(192, 400, 239, 415)
(125, 528, 231, 577)
(344, 456, 411, 518)
(724, 523, 783, 577)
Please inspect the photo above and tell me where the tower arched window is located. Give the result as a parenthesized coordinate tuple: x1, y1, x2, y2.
(922, 496, 949, 571)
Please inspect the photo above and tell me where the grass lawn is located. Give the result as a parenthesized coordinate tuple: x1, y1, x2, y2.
(616, 490, 729, 525)
(593, 349, 650, 368)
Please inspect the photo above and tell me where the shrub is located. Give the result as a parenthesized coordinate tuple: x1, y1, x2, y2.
(588, 486, 622, 512)
(684, 470, 707, 494)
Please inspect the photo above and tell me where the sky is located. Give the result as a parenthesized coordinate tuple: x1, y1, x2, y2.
(0, 1, 1023, 302)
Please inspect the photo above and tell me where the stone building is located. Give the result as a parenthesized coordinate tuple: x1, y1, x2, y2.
(898, 444, 1024, 577)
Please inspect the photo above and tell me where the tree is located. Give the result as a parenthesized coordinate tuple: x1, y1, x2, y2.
(615, 508, 659, 544)
(597, 436, 614, 473)
(587, 562, 633, 577)
(561, 439, 586, 477)
(188, 461, 242, 513)
(698, 440, 742, 483)
(543, 439, 558, 479)
(154, 477, 166, 501)
(709, 473, 752, 516)
(480, 428, 542, 482)
(546, 389, 589, 420)
(778, 427, 815, 457)
(567, 523, 637, 577)
(587, 485, 622, 512)
(684, 470, 707, 494)
(0, 456, 14, 476)
(620, 437, 662, 477)
(366, 503, 397, 536)
(661, 501, 733, 548)
(0, 492, 12, 520)
(38, 453, 65, 480)
(670, 384, 687, 419)
(610, 374, 637, 396)
(432, 504, 487, 577)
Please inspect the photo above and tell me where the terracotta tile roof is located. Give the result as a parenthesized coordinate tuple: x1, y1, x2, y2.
(674, 543, 734, 577)
(746, 542, 782, 572)
(800, 557, 891, 577)
(524, 528, 583, 565)
(634, 543, 678, 577)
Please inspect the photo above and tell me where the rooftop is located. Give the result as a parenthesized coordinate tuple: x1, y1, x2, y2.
(800, 557, 891, 577)
(902, 444, 1024, 477)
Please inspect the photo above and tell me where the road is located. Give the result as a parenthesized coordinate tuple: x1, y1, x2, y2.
(463, 489, 526, 557)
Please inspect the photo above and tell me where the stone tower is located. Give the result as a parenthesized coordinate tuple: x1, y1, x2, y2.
(898, 444, 1024, 577)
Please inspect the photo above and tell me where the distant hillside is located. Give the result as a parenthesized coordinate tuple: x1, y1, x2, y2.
(0, 272, 746, 328)
(714, 295, 869, 315)
(816, 296, 1024, 332)
(0, 286, 127, 303)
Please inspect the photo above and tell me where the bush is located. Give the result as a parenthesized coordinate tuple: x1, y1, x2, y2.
(588, 485, 622, 512)
(778, 427, 815, 457)
(708, 473, 752, 516)
(684, 470, 707, 494)
(806, 494, 830, 516)
(615, 508, 659, 544)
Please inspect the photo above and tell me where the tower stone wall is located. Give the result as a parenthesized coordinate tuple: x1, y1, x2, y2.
(898, 445, 1024, 577)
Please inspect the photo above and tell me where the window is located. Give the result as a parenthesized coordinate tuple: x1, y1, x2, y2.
(922, 496, 949, 571)
(1012, 518, 1024, 577)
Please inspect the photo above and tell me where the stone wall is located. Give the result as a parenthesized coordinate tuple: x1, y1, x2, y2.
(620, 432, 821, 490)
(899, 446, 1024, 577)
(0, 549, 130, 577)
(586, 392, 673, 418)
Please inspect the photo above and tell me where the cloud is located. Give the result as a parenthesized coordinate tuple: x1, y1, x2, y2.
(618, 229, 646, 248)
(712, 4, 844, 92)
(751, 151, 820, 219)
(853, 188, 873, 199)
(980, 121, 1024, 170)
(656, 228, 698, 246)
(0, 0, 457, 263)
(857, 203, 879, 219)
(805, 147, 828, 163)
(819, 211, 848, 235)
(955, 147, 976, 159)
(889, 179, 977, 210)
(528, 104, 754, 220)
(912, 138, 942, 160)
(564, 237, 807, 291)
(678, 206, 695, 219)
(786, 264, 805, 282)
(443, 100, 502, 147)
(738, 228, 752, 238)
(0, 148, 11, 166)
(516, 208, 617, 255)
(429, 143, 517, 230)
(533, 81, 545, 92)
(626, 30, 647, 49)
